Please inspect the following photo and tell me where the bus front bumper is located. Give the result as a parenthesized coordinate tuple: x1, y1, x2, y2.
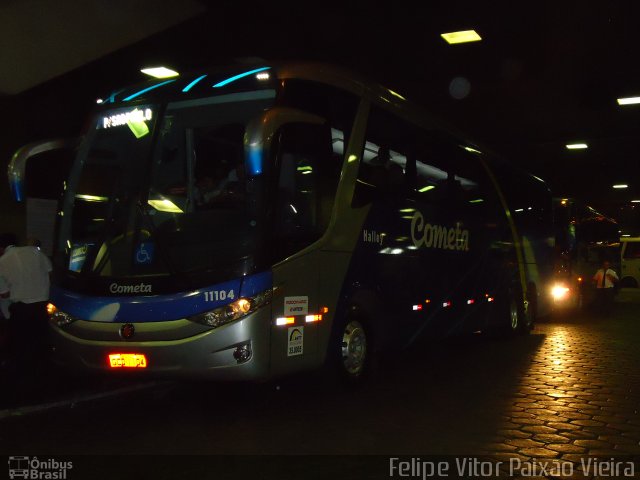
(48, 309, 271, 381)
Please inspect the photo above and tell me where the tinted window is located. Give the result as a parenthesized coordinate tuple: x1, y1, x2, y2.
(278, 79, 359, 158)
(624, 242, 640, 259)
(272, 123, 340, 260)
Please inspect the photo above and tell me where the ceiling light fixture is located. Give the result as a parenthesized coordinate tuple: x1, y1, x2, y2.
(613, 184, 628, 189)
(441, 30, 482, 44)
(566, 143, 588, 150)
(140, 67, 179, 79)
(617, 96, 640, 105)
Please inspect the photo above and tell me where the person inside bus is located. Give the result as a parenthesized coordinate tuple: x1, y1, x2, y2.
(369, 145, 404, 193)
(195, 160, 245, 208)
(592, 259, 619, 315)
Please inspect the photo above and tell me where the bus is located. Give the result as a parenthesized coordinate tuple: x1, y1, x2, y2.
(8, 63, 555, 382)
(621, 236, 640, 288)
(551, 198, 620, 309)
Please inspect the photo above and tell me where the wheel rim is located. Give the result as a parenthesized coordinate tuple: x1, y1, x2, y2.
(341, 320, 367, 376)
(510, 299, 519, 330)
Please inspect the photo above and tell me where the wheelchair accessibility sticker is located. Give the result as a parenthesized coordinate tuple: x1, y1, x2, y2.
(135, 242, 155, 265)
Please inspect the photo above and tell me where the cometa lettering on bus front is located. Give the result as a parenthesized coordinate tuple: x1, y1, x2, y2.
(410, 211, 469, 251)
(109, 282, 152, 294)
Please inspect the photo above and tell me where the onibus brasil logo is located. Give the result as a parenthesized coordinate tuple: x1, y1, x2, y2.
(8, 456, 72, 479)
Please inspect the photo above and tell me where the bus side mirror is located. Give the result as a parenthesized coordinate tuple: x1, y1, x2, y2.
(8, 138, 79, 202)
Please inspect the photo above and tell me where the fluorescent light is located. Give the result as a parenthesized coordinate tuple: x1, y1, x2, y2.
(613, 184, 628, 189)
(441, 30, 482, 44)
(622, 234, 631, 237)
(418, 185, 435, 193)
(617, 96, 640, 105)
(141, 67, 179, 79)
(632, 200, 640, 203)
(566, 143, 588, 149)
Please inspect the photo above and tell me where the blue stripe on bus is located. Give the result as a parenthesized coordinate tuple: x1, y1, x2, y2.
(50, 271, 273, 323)
(122, 79, 177, 102)
(212, 67, 270, 88)
(239, 270, 272, 297)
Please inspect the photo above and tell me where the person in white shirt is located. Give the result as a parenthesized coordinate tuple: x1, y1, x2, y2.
(592, 260, 619, 315)
(0, 233, 53, 373)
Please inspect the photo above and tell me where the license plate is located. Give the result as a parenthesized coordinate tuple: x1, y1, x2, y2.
(108, 353, 148, 368)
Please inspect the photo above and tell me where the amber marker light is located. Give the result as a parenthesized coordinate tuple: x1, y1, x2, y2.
(234, 298, 252, 314)
(46, 303, 57, 315)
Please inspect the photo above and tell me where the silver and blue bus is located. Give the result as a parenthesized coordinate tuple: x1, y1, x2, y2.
(9, 63, 555, 382)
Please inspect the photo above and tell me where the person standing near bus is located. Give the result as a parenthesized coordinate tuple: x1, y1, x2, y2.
(592, 260, 619, 315)
(0, 232, 52, 375)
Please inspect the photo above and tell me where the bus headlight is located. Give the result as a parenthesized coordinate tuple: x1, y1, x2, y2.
(189, 289, 272, 328)
(551, 284, 570, 301)
(47, 303, 77, 328)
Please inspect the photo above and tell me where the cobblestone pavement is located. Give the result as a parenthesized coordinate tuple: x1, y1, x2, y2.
(476, 290, 640, 477)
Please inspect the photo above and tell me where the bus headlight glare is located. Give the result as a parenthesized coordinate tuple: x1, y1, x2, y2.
(189, 289, 272, 328)
(551, 285, 570, 300)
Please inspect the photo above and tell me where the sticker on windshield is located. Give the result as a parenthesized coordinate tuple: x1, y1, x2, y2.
(69, 243, 93, 272)
(284, 296, 308, 315)
(287, 327, 304, 356)
(135, 242, 155, 265)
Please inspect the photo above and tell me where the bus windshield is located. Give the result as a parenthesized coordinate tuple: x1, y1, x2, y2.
(58, 91, 275, 286)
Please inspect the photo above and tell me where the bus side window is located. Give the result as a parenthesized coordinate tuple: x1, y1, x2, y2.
(624, 242, 640, 259)
(278, 79, 359, 159)
(353, 107, 410, 206)
(272, 122, 339, 261)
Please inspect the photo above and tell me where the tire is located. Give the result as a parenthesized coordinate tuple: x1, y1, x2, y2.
(507, 289, 533, 336)
(328, 316, 371, 385)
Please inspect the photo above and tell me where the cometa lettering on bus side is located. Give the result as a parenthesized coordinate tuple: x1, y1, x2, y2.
(410, 211, 469, 251)
(109, 282, 153, 294)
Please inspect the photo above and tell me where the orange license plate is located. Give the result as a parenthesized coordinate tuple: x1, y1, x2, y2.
(108, 353, 147, 368)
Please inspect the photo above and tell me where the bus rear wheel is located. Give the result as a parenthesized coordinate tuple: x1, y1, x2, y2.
(507, 291, 532, 336)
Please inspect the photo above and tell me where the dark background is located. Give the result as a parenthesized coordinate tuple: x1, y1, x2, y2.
(1, 0, 639, 235)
